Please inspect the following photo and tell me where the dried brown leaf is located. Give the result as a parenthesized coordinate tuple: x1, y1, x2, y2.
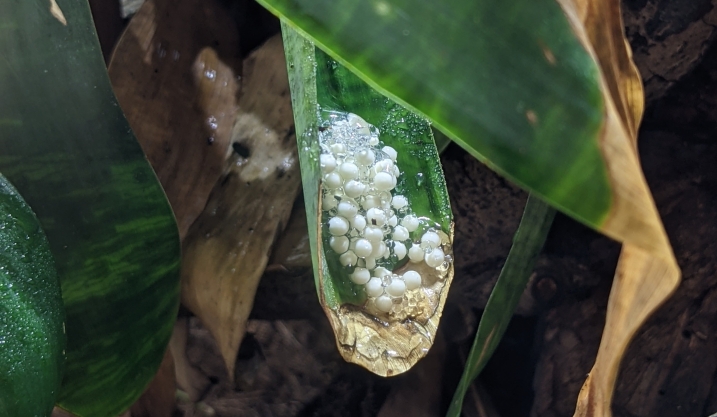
(180, 35, 301, 376)
(108, 0, 241, 239)
(267, 200, 312, 270)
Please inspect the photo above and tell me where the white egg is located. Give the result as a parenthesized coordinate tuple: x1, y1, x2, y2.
(330, 143, 346, 154)
(402, 271, 422, 290)
(421, 231, 441, 249)
(350, 267, 371, 285)
(392, 225, 409, 241)
(366, 208, 386, 227)
(375, 295, 393, 312)
(343, 180, 366, 198)
(351, 215, 367, 230)
(323, 172, 342, 190)
(337, 200, 359, 218)
(363, 226, 384, 242)
(353, 239, 373, 258)
(373, 266, 391, 278)
(382, 146, 398, 161)
(393, 241, 407, 260)
(338, 162, 359, 181)
(328, 216, 349, 236)
(365, 277, 383, 297)
(320, 153, 336, 173)
(425, 248, 445, 268)
(386, 279, 406, 297)
(322, 194, 338, 210)
(401, 215, 420, 232)
(329, 236, 349, 254)
(371, 241, 387, 258)
(361, 194, 381, 210)
(355, 149, 376, 166)
(339, 250, 358, 267)
(373, 172, 395, 191)
(391, 195, 408, 209)
(408, 245, 424, 263)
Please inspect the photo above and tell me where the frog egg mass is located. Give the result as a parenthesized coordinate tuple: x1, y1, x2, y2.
(319, 111, 453, 315)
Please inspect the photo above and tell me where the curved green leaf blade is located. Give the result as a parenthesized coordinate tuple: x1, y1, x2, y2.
(0, 1, 181, 415)
(284, 25, 455, 376)
(257, 0, 612, 228)
(316, 47, 453, 307)
(0, 174, 65, 417)
(448, 194, 555, 417)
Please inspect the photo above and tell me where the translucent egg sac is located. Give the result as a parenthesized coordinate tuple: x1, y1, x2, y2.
(317, 111, 453, 317)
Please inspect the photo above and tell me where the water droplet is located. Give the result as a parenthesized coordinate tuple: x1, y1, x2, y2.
(415, 172, 424, 187)
(207, 116, 218, 130)
(156, 42, 167, 59)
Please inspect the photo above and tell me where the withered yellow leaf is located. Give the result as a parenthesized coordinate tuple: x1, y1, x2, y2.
(556, 1, 681, 415)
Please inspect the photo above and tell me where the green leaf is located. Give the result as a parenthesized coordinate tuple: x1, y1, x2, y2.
(0, 1, 181, 415)
(257, 0, 612, 228)
(447, 194, 555, 417)
(315, 47, 452, 307)
(0, 174, 65, 417)
(284, 24, 455, 376)
(282, 23, 322, 296)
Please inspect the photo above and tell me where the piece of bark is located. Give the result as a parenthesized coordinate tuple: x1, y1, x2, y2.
(181, 317, 349, 417)
(108, 0, 241, 239)
(622, 0, 717, 102)
(610, 130, 717, 417)
(531, 285, 609, 417)
(531, 129, 717, 417)
(181, 35, 301, 377)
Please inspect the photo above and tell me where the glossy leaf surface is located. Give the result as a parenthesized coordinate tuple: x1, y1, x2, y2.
(258, 0, 612, 228)
(0, 1, 181, 415)
(0, 175, 65, 417)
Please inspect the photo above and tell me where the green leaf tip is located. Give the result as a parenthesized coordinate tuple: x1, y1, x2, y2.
(284, 23, 456, 376)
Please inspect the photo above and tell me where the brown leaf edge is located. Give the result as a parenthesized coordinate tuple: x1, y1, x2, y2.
(556, 0, 681, 415)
